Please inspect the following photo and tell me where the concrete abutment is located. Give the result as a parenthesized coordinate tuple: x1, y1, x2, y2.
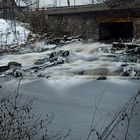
(46, 4, 140, 40)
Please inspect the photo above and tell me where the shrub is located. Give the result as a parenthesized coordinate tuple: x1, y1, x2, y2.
(0, 81, 53, 140)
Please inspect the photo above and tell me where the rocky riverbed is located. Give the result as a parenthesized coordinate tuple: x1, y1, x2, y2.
(0, 40, 140, 140)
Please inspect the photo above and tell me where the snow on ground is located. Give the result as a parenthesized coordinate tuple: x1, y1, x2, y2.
(0, 19, 30, 46)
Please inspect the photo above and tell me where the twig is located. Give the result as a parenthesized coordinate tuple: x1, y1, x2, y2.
(87, 81, 109, 140)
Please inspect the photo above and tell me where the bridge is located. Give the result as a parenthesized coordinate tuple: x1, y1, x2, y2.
(45, 2, 140, 40)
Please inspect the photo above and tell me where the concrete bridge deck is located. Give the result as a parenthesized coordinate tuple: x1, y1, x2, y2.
(46, 2, 140, 15)
(45, 2, 140, 40)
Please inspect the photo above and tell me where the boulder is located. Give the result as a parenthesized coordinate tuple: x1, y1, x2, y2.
(37, 73, 45, 78)
(49, 57, 58, 63)
(49, 52, 57, 59)
(49, 50, 70, 59)
(8, 61, 22, 68)
(135, 47, 140, 55)
(0, 66, 9, 73)
(55, 57, 65, 65)
(13, 69, 23, 77)
(34, 58, 46, 65)
(121, 71, 130, 76)
(61, 50, 70, 57)
(96, 76, 107, 80)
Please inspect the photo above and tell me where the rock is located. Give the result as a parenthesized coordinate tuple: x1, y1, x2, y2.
(34, 58, 46, 65)
(96, 76, 107, 80)
(37, 73, 45, 78)
(135, 47, 140, 55)
(85, 68, 109, 76)
(130, 70, 139, 79)
(0, 66, 9, 73)
(49, 52, 57, 59)
(47, 50, 69, 65)
(0, 85, 2, 88)
(49, 50, 69, 59)
(121, 66, 132, 76)
(121, 64, 128, 67)
(55, 57, 65, 65)
(63, 35, 68, 42)
(49, 57, 58, 63)
(61, 50, 70, 57)
(13, 69, 22, 77)
(5, 69, 13, 75)
(121, 71, 130, 76)
(46, 75, 51, 79)
(8, 61, 22, 68)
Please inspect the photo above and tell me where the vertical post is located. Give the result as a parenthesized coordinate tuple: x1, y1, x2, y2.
(74, 0, 75, 6)
(2, 0, 6, 19)
(59, 0, 61, 6)
(54, 0, 57, 7)
(36, 0, 39, 9)
(67, 0, 70, 6)
(13, 0, 16, 33)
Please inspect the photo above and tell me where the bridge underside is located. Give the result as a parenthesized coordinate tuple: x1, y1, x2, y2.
(46, 7, 140, 40)
(99, 22, 133, 40)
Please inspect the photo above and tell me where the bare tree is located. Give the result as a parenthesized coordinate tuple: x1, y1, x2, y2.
(67, 0, 70, 6)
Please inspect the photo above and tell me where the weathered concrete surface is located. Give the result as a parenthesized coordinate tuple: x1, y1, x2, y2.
(46, 3, 140, 40)
(134, 18, 140, 39)
(46, 3, 140, 15)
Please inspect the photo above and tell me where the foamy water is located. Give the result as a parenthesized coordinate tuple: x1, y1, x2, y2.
(0, 41, 140, 140)
(0, 41, 140, 83)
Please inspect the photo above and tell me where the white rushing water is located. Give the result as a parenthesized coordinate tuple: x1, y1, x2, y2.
(0, 41, 140, 139)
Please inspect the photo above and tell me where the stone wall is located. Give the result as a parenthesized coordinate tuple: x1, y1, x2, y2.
(47, 14, 99, 40)
(134, 18, 140, 39)
(46, 9, 140, 40)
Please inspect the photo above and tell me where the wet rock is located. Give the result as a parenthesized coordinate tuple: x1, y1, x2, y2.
(55, 57, 65, 65)
(74, 70, 85, 75)
(49, 50, 70, 59)
(34, 58, 46, 65)
(37, 73, 45, 78)
(57, 50, 70, 57)
(49, 57, 58, 63)
(106, 54, 116, 58)
(5, 69, 13, 75)
(96, 76, 107, 80)
(46, 75, 51, 79)
(49, 52, 57, 59)
(130, 70, 139, 79)
(61, 50, 70, 57)
(0, 66, 9, 73)
(63, 35, 68, 42)
(8, 61, 22, 68)
(13, 69, 22, 77)
(121, 71, 130, 76)
(121, 64, 129, 67)
(85, 68, 109, 76)
(0, 85, 2, 88)
(30, 66, 41, 70)
(135, 47, 140, 55)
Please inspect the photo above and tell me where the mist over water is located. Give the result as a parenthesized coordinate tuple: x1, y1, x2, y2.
(0, 41, 140, 139)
